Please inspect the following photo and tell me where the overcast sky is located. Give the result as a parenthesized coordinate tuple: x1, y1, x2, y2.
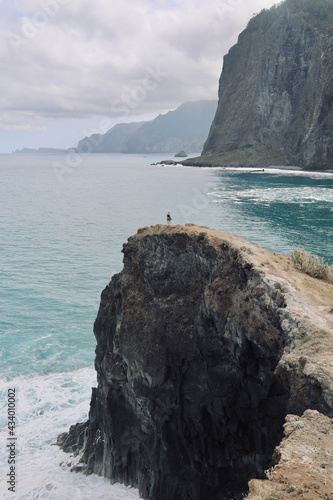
(0, 0, 278, 153)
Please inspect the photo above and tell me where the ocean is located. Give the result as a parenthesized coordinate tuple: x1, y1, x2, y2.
(1, 153, 332, 499)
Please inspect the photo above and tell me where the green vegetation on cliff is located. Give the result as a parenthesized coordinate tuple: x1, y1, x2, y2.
(182, 143, 288, 168)
(247, 0, 333, 36)
(246, 4, 284, 34)
(287, 0, 333, 35)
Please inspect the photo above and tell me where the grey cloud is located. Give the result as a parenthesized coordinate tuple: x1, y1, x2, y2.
(0, 0, 278, 146)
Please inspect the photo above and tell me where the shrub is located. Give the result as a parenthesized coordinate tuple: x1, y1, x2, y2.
(291, 247, 333, 283)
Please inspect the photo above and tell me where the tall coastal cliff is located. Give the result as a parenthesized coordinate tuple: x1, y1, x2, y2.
(201, 0, 333, 170)
(58, 225, 333, 499)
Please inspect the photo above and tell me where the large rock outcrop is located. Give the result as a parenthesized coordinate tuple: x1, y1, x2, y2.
(202, 0, 333, 170)
(58, 225, 333, 499)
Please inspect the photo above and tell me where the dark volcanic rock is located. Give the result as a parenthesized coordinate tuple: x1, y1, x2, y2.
(58, 224, 333, 499)
(202, 0, 333, 170)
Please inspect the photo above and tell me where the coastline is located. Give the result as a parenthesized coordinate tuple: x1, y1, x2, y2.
(157, 145, 333, 173)
(156, 160, 333, 176)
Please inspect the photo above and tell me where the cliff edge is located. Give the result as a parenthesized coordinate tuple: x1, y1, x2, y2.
(58, 225, 333, 499)
(199, 0, 333, 170)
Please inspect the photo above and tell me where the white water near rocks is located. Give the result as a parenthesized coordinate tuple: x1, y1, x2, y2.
(1, 154, 332, 499)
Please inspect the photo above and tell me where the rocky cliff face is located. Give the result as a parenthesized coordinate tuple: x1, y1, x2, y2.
(58, 225, 333, 499)
(202, 0, 333, 170)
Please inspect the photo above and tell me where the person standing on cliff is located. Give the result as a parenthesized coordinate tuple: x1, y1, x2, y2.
(166, 212, 172, 225)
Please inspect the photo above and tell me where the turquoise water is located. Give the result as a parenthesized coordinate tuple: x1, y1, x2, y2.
(209, 168, 333, 259)
(0, 154, 332, 499)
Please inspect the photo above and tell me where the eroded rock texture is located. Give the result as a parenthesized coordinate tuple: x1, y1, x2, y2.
(203, 0, 333, 170)
(58, 225, 333, 499)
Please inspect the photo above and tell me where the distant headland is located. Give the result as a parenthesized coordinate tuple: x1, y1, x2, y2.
(13, 100, 217, 157)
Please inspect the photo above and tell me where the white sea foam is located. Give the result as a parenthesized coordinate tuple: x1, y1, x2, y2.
(0, 368, 140, 500)
(178, 164, 332, 175)
(207, 166, 333, 178)
(210, 186, 333, 205)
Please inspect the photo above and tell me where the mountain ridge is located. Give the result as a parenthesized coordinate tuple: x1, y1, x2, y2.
(13, 100, 217, 156)
(122, 100, 217, 154)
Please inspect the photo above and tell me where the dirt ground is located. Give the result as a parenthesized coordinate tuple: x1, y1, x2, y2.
(247, 410, 333, 500)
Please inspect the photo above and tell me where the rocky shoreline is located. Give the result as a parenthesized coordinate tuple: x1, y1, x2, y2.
(58, 224, 333, 499)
